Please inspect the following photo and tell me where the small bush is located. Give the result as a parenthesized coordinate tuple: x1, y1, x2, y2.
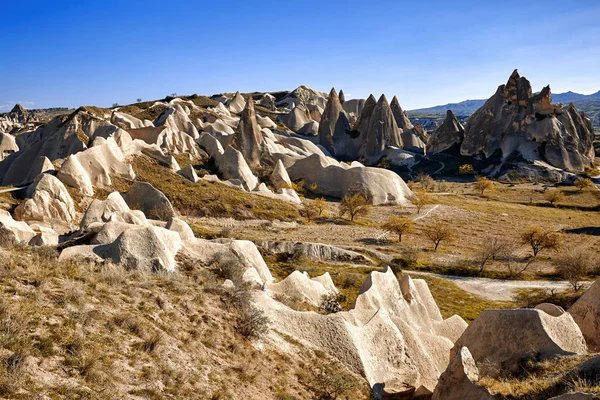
(424, 222, 455, 251)
(319, 293, 346, 314)
(574, 177, 594, 191)
(474, 176, 495, 196)
(236, 304, 270, 340)
(338, 193, 369, 221)
(459, 164, 474, 175)
(544, 190, 564, 206)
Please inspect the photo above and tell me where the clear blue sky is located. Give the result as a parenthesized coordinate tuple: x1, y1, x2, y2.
(1, 0, 599, 111)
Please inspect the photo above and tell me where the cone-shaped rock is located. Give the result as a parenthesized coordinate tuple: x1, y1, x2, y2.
(318, 88, 348, 155)
(427, 110, 465, 154)
(363, 95, 403, 163)
(234, 100, 263, 169)
(390, 96, 413, 131)
(228, 91, 247, 114)
(338, 89, 345, 104)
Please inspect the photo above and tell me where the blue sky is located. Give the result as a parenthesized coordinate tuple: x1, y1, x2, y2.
(1, 0, 599, 111)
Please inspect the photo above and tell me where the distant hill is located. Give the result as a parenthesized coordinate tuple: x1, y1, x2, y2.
(408, 91, 600, 130)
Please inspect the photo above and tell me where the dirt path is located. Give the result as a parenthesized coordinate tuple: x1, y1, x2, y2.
(406, 270, 591, 301)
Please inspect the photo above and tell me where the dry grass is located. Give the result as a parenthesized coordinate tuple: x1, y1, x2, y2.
(0, 246, 364, 399)
(479, 355, 599, 399)
(113, 155, 299, 221)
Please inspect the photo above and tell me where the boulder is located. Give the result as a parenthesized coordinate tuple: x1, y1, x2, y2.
(280, 102, 313, 133)
(165, 217, 195, 241)
(452, 309, 587, 374)
(29, 232, 59, 246)
(297, 120, 319, 136)
(80, 192, 147, 231)
(14, 173, 76, 223)
(287, 154, 413, 205)
(62, 226, 181, 272)
(253, 269, 467, 397)
(256, 115, 277, 129)
(57, 138, 135, 196)
(428, 110, 465, 154)
(569, 279, 600, 351)
(154, 104, 199, 139)
(228, 91, 247, 114)
(535, 303, 565, 317)
(270, 159, 292, 189)
(121, 182, 175, 220)
(432, 347, 495, 400)
(0, 133, 19, 161)
(216, 146, 258, 191)
(233, 100, 263, 168)
(276, 86, 328, 110)
(0, 209, 36, 243)
(177, 165, 199, 183)
(111, 111, 145, 130)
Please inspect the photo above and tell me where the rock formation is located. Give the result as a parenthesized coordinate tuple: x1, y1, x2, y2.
(461, 70, 595, 173)
(233, 100, 263, 169)
(432, 347, 494, 400)
(280, 103, 314, 133)
(0, 133, 19, 161)
(287, 154, 413, 205)
(319, 88, 349, 155)
(362, 95, 403, 163)
(121, 182, 175, 220)
(452, 309, 587, 374)
(14, 173, 76, 224)
(252, 269, 467, 397)
(390, 96, 426, 154)
(427, 110, 465, 154)
(227, 91, 247, 114)
(569, 279, 600, 351)
(269, 159, 292, 189)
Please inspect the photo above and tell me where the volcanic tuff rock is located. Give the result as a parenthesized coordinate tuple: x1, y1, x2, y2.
(276, 85, 328, 110)
(391, 96, 426, 154)
(0, 209, 36, 243)
(233, 100, 263, 168)
(121, 181, 175, 220)
(279, 102, 313, 132)
(427, 110, 465, 154)
(452, 309, 587, 374)
(461, 70, 595, 172)
(252, 269, 467, 397)
(319, 88, 349, 155)
(287, 153, 413, 205)
(569, 279, 600, 351)
(269, 159, 292, 189)
(363, 95, 403, 163)
(266, 270, 338, 307)
(432, 347, 495, 400)
(14, 173, 76, 223)
(227, 91, 247, 114)
(79, 192, 147, 231)
(0, 133, 18, 161)
(256, 93, 276, 110)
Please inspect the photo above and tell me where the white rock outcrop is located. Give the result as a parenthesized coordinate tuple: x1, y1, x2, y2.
(14, 173, 76, 223)
(57, 138, 135, 196)
(569, 279, 600, 351)
(287, 154, 413, 205)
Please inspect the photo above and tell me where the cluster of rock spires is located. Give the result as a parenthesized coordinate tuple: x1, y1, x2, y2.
(1, 78, 598, 398)
(427, 70, 595, 180)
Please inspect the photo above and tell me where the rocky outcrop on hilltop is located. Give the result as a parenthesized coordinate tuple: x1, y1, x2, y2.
(276, 85, 328, 110)
(227, 91, 247, 114)
(461, 70, 595, 173)
(428, 110, 465, 154)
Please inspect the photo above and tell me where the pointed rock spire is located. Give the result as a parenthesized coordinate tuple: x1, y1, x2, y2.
(390, 96, 414, 131)
(362, 95, 402, 163)
(338, 89, 345, 104)
(427, 110, 464, 155)
(318, 88, 348, 154)
(234, 100, 263, 169)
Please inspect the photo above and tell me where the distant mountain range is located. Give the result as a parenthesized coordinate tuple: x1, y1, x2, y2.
(408, 90, 600, 130)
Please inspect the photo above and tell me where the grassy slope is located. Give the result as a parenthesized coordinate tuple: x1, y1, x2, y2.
(114, 156, 299, 222)
(0, 246, 369, 400)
